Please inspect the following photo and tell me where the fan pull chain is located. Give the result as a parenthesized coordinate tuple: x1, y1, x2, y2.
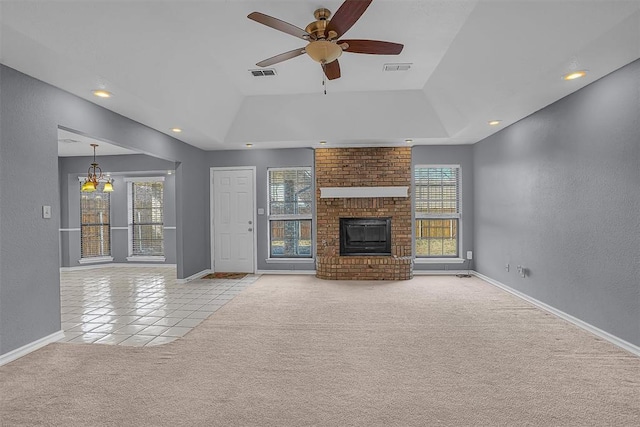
(321, 62, 327, 95)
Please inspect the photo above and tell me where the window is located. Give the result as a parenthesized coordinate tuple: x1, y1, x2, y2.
(128, 179, 164, 258)
(80, 189, 111, 259)
(414, 166, 460, 258)
(268, 168, 312, 258)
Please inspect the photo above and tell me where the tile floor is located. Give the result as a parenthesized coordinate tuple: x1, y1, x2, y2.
(58, 267, 259, 347)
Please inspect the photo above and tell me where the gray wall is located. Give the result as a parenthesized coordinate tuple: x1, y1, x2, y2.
(207, 148, 315, 271)
(473, 59, 640, 346)
(58, 154, 177, 267)
(412, 145, 474, 271)
(0, 65, 209, 356)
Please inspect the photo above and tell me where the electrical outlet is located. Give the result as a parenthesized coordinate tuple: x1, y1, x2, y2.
(466, 250, 473, 260)
(517, 265, 526, 278)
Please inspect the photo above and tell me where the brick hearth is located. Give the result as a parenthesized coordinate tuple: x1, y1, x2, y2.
(315, 147, 413, 280)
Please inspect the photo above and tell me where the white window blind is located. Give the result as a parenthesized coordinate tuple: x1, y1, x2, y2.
(267, 168, 313, 258)
(129, 181, 164, 256)
(80, 189, 111, 258)
(414, 166, 460, 257)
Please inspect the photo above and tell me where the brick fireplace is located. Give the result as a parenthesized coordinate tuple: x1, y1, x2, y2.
(315, 147, 413, 280)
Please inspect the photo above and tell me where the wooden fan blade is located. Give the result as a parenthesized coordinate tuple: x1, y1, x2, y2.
(323, 60, 341, 80)
(248, 12, 310, 40)
(326, 0, 373, 39)
(339, 39, 404, 55)
(256, 48, 306, 67)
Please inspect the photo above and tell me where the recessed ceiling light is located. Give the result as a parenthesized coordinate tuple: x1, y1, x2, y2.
(563, 70, 587, 81)
(167, 170, 173, 175)
(171, 128, 182, 133)
(245, 143, 253, 148)
(319, 141, 327, 145)
(405, 139, 413, 144)
(488, 120, 502, 126)
(92, 89, 112, 98)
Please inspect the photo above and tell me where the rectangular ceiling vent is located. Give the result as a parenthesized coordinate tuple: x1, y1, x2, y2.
(250, 69, 277, 77)
(383, 63, 412, 72)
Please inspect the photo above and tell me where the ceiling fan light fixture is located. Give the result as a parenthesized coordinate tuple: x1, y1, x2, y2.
(248, 2, 403, 80)
(306, 40, 343, 64)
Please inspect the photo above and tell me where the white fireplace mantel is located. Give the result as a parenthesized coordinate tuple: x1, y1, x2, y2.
(320, 186, 409, 199)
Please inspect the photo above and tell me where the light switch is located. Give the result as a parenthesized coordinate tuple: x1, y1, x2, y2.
(42, 205, 51, 219)
(257, 208, 265, 215)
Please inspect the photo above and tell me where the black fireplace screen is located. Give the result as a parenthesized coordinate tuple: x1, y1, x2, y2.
(340, 218, 391, 256)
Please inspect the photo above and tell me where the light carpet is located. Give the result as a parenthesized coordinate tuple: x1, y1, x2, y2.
(1, 275, 638, 426)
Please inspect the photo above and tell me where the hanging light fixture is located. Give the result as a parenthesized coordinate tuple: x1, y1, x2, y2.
(81, 144, 114, 192)
(103, 179, 114, 192)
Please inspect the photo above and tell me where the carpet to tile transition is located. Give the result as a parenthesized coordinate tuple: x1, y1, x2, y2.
(1, 275, 638, 426)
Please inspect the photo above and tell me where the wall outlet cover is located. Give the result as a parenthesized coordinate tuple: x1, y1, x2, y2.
(466, 250, 473, 260)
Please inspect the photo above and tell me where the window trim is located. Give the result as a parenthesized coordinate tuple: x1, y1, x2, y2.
(78, 256, 114, 265)
(413, 164, 462, 260)
(267, 166, 314, 260)
(123, 176, 165, 183)
(127, 177, 165, 259)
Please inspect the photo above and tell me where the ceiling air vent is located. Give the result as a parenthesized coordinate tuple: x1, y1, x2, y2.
(383, 63, 412, 72)
(250, 68, 277, 77)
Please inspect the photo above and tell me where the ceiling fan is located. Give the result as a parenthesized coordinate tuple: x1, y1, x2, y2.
(248, 0, 404, 80)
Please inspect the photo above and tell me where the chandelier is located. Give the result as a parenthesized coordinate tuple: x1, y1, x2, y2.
(81, 144, 114, 192)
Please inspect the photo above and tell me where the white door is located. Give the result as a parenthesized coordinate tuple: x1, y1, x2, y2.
(212, 169, 255, 273)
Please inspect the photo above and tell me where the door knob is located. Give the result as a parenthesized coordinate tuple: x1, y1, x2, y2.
(248, 228, 253, 232)
(248, 220, 252, 225)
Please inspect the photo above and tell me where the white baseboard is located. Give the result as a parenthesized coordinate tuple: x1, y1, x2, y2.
(60, 263, 176, 272)
(176, 269, 213, 284)
(474, 271, 640, 358)
(0, 330, 65, 367)
(413, 270, 471, 275)
(256, 269, 316, 275)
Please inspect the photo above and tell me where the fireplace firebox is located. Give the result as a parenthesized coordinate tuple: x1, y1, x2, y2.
(340, 218, 391, 256)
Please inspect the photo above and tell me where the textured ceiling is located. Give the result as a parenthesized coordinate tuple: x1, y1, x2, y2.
(1, 0, 639, 152)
